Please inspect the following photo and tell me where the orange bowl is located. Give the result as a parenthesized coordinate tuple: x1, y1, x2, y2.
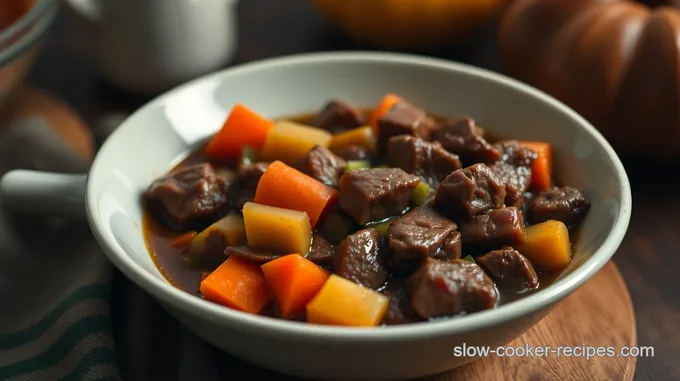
(312, 0, 503, 49)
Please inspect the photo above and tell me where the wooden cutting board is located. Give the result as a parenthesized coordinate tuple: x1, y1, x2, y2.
(430, 261, 637, 381)
(215, 261, 637, 381)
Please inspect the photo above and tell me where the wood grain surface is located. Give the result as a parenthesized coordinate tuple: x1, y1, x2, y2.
(25, 1, 678, 379)
(430, 262, 636, 381)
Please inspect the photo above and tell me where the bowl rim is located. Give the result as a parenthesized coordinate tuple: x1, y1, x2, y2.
(0, 0, 58, 67)
(86, 51, 632, 342)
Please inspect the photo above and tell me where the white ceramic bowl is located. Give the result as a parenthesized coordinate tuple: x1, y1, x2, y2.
(0, 52, 632, 380)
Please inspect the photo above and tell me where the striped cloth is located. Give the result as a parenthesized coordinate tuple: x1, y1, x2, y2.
(0, 116, 120, 380)
(0, 115, 292, 381)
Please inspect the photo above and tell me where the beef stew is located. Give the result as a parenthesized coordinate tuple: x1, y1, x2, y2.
(142, 94, 591, 327)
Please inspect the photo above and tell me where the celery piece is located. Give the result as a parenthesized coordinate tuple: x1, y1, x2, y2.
(239, 146, 259, 167)
(345, 160, 371, 172)
(410, 181, 431, 206)
(368, 218, 397, 236)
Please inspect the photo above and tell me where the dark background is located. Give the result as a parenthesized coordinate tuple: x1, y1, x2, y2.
(26, 1, 679, 380)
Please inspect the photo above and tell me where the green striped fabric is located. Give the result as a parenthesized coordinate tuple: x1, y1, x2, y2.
(0, 117, 121, 380)
(0, 274, 120, 380)
(1, 111, 226, 381)
(0, 251, 121, 380)
(0, 284, 107, 350)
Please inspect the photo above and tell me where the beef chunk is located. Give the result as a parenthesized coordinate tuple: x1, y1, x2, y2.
(144, 163, 230, 229)
(338, 168, 420, 225)
(528, 186, 591, 227)
(492, 161, 527, 208)
(438, 230, 462, 260)
(310, 99, 365, 133)
(333, 228, 387, 289)
(490, 141, 536, 208)
(433, 118, 501, 163)
(432, 163, 506, 222)
(406, 258, 497, 318)
(377, 101, 436, 147)
(460, 207, 526, 253)
(386, 207, 459, 273)
(306, 234, 335, 266)
(387, 135, 462, 188)
(476, 247, 538, 290)
(382, 286, 423, 325)
(330, 145, 371, 161)
(224, 245, 283, 264)
(232, 162, 268, 210)
(495, 140, 536, 167)
(295, 145, 346, 188)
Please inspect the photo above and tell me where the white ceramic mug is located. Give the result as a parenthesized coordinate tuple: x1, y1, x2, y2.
(66, 0, 239, 94)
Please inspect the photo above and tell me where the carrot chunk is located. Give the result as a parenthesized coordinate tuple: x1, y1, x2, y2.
(169, 231, 197, 248)
(261, 254, 329, 318)
(306, 275, 389, 327)
(254, 160, 337, 227)
(205, 104, 274, 160)
(519, 141, 552, 191)
(369, 93, 402, 133)
(199, 271, 210, 282)
(200, 256, 272, 314)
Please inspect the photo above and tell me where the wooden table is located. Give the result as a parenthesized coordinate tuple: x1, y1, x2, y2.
(26, 1, 679, 380)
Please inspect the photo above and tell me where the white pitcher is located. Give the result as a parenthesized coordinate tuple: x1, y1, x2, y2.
(66, 0, 239, 94)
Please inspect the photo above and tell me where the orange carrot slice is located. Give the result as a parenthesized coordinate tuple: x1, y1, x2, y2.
(369, 93, 402, 133)
(253, 160, 337, 227)
(200, 256, 272, 314)
(261, 254, 329, 318)
(169, 231, 197, 248)
(205, 104, 274, 160)
(519, 141, 552, 191)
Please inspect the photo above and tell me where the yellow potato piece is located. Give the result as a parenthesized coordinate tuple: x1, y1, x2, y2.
(329, 126, 376, 153)
(261, 121, 332, 164)
(242, 202, 312, 255)
(186, 214, 246, 257)
(517, 220, 571, 271)
(306, 274, 389, 327)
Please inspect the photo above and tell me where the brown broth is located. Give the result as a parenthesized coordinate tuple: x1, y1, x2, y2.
(142, 110, 577, 320)
(143, 147, 230, 296)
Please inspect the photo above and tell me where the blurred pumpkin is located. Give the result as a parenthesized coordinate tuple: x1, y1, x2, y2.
(312, 0, 503, 49)
(498, 0, 680, 158)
